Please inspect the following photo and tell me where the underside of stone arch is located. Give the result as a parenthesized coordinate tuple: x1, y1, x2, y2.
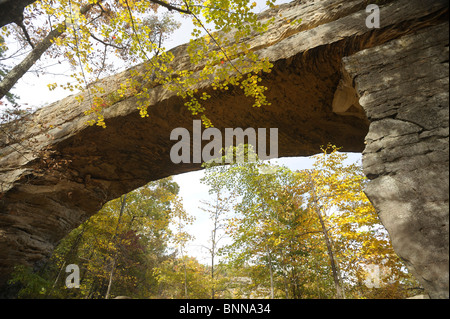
(0, 0, 448, 298)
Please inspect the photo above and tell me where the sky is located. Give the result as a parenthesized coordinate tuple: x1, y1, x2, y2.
(1, 0, 364, 263)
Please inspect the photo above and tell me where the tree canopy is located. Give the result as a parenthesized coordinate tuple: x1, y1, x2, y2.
(0, 0, 286, 127)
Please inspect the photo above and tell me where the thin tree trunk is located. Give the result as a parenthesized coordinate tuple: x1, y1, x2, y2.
(211, 249, 215, 299)
(283, 269, 289, 299)
(308, 172, 345, 299)
(183, 259, 188, 299)
(0, 27, 63, 100)
(105, 253, 118, 299)
(266, 245, 274, 299)
(210, 195, 219, 299)
(316, 206, 345, 299)
(176, 212, 189, 299)
(0, 1, 98, 100)
(45, 225, 86, 297)
(105, 193, 127, 299)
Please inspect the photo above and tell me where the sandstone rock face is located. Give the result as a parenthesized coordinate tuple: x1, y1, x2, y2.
(0, 0, 448, 298)
(342, 23, 449, 298)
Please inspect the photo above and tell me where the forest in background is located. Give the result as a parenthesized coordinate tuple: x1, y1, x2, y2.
(8, 145, 424, 299)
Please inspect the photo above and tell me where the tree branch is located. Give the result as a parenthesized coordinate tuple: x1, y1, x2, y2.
(0, 1, 98, 100)
(15, 18, 35, 49)
(149, 0, 192, 14)
(89, 32, 125, 50)
(0, 26, 63, 100)
(182, 0, 243, 76)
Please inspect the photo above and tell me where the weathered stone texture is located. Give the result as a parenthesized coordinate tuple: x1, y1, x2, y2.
(0, 0, 448, 298)
(342, 23, 449, 298)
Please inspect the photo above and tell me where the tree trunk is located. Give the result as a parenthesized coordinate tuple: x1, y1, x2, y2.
(266, 245, 274, 299)
(105, 253, 118, 300)
(210, 197, 219, 299)
(0, 2, 98, 100)
(46, 225, 85, 297)
(308, 172, 345, 299)
(105, 193, 127, 299)
(211, 250, 215, 299)
(316, 206, 345, 299)
(183, 260, 188, 299)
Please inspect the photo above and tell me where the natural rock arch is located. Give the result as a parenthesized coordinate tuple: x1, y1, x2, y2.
(0, 0, 448, 298)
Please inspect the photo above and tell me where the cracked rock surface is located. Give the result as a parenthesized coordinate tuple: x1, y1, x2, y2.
(343, 23, 449, 298)
(0, 0, 448, 298)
